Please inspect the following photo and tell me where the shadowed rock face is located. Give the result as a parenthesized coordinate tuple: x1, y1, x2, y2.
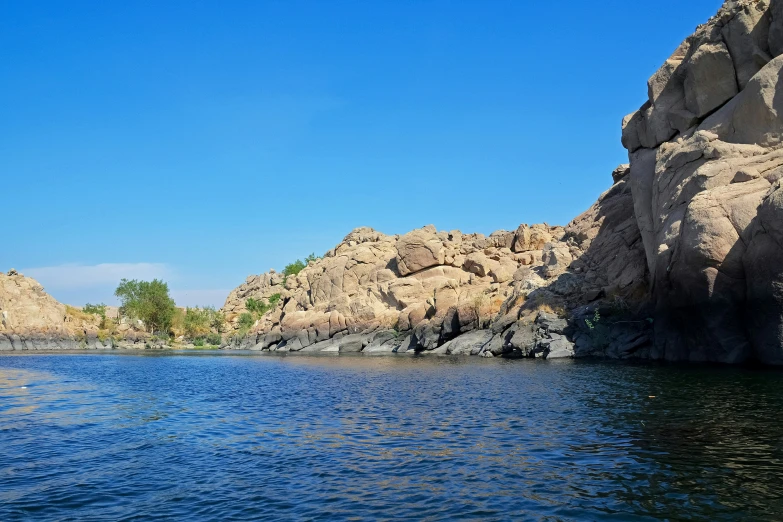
(622, 0, 783, 364)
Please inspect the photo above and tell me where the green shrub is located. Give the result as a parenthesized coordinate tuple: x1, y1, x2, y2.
(585, 309, 610, 352)
(84, 303, 107, 317)
(82, 303, 114, 329)
(246, 295, 282, 317)
(194, 337, 205, 347)
(238, 312, 255, 331)
(211, 310, 226, 333)
(183, 307, 211, 338)
(206, 332, 222, 345)
(65, 305, 93, 323)
(283, 260, 306, 277)
(246, 297, 270, 315)
(175, 306, 226, 339)
(584, 309, 600, 330)
(305, 253, 321, 265)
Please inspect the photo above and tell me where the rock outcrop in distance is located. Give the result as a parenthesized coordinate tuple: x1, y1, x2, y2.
(0, 270, 158, 351)
(224, 0, 783, 364)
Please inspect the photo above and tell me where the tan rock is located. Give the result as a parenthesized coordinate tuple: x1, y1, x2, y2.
(684, 42, 738, 118)
(395, 227, 446, 276)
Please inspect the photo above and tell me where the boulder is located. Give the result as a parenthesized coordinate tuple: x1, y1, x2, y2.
(720, 1, 771, 90)
(506, 322, 536, 356)
(395, 227, 446, 276)
(440, 330, 493, 355)
(536, 312, 568, 335)
(462, 252, 495, 278)
(541, 244, 572, 278)
(512, 224, 553, 253)
(700, 54, 783, 146)
(619, 0, 783, 364)
(684, 42, 738, 118)
(337, 334, 365, 352)
(543, 338, 575, 359)
(612, 164, 630, 184)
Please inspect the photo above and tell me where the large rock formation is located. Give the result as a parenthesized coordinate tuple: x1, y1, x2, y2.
(222, 223, 572, 353)
(224, 0, 783, 364)
(221, 179, 650, 359)
(621, 0, 783, 364)
(0, 271, 152, 351)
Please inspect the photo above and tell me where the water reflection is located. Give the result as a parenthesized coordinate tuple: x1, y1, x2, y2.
(0, 354, 782, 520)
(577, 363, 783, 520)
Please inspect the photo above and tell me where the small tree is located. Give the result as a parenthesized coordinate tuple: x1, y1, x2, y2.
(210, 309, 226, 334)
(246, 295, 283, 317)
(84, 303, 112, 329)
(246, 297, 270, 315)
(83, 303, 107, 318)
(283, 260, 306, 277)
(183, 307, 211, 338)
(115, 279, 176, 335)
(238, 312, 255, 332)
(305, 253, 321, 265)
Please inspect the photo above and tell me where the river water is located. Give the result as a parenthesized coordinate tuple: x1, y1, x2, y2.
(0, 352, 781, 521)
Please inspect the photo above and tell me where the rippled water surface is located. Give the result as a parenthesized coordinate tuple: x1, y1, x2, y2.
(1, 353, 783, 521)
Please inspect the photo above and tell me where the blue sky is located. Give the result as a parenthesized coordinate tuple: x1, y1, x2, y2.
(0, 0, 723, 307)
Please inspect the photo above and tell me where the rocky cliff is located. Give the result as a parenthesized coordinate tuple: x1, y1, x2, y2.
(224, 0, 783, 364)
(221, 173, 650, 359)
(622, 0, 783, 364)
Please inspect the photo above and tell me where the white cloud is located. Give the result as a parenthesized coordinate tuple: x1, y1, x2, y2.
(170, 289, 231, 308)
(17, 263, 229, 308)
(20, 263, 171, 290)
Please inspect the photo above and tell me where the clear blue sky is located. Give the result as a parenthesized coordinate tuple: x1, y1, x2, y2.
(0, 0, 723, 307)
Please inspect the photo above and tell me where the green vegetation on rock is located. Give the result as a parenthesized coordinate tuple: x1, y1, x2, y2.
(246, 293, 282, 319)
(183, 306, 224, 339)
(238, 312, 255, 333)
(115, 278, 176, 335)
(246, 297, 272, 315)
(83, 303, 107, 318)
(283, 260, 306, 277)
(83, 302, 114, 330)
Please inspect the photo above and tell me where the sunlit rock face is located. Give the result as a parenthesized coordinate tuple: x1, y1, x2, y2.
(0, 271, 91, 350)
(0, 271, 154, 351)
(221, 174, 651, 359)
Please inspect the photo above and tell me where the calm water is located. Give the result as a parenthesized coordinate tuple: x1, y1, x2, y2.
(0, 353, 782, 521)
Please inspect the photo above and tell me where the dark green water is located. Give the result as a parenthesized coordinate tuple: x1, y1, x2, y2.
(0, 353, 782, 521)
